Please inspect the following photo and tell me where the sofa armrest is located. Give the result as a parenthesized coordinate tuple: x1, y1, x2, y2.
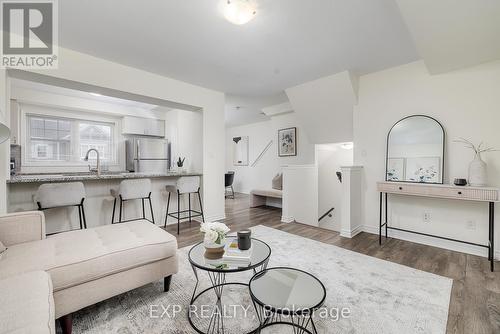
(0, 211, 46, 247)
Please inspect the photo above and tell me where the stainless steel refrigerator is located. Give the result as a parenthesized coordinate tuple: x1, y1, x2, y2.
(126, 138, 170, 173)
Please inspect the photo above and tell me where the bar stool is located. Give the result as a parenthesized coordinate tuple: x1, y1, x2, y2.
(35, 182, 87, 234)
(164, 176, 205, 234)
(111, 178, 155, 224)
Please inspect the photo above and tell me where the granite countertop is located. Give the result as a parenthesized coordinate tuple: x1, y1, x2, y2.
(8, 171, 203, 184)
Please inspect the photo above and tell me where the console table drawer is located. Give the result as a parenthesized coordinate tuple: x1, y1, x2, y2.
(377, 181, 499, 202)
(377, 182, 429, 196)
(433, 187, 498, 201)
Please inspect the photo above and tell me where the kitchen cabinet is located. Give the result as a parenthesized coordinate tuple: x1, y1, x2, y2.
(122, 116, 165, 137)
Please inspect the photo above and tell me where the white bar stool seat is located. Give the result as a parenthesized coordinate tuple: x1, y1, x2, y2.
(110, 178, 155, 224)
(164, 176, 204, 234)
(35, 182, 87, 233)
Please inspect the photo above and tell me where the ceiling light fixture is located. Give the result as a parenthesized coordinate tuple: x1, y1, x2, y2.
(223, 0, 257, 25)
(89, 92, 102, 97)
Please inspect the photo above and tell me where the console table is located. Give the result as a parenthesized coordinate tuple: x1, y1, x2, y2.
(377, 181, 498, 271)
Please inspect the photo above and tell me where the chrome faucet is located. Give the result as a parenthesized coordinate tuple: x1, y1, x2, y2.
(84, 148, 101, 176)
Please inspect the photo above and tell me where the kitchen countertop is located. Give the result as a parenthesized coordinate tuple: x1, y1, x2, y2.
(8, 171, 203, 184)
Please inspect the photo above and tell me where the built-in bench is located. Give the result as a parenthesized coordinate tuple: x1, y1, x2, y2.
(250, 189, 282, 207)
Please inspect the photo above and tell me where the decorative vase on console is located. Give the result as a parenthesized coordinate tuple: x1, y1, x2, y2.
(455, 138, 498, 187)
(468, 152, 487, 187)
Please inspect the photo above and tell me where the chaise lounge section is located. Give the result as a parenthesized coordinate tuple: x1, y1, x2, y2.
(0, 211, 178, 334)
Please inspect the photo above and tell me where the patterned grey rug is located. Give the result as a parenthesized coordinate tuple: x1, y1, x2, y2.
(66, 225, 452, 334)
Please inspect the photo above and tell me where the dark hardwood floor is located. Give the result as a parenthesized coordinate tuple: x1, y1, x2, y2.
(164, 193, 500, 334)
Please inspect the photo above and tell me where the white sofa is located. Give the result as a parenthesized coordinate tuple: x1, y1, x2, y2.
(0, 270, 55, 334)
(0, 211, 178, 334)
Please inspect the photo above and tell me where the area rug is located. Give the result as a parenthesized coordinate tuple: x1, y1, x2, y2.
(66, 225, 452, 334)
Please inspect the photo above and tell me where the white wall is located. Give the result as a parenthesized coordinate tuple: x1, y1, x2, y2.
(0, 70, 10, 213)
(285, 71, 357, 144)
(225, 112, 315, 194)
(316, 143, 353, 231)
(1, 46, 225, 221)
(9, 87, 200, 175)
(354, 60, 500, 258)
(282, 165, 318, 225)
(165, 109, 203, 173)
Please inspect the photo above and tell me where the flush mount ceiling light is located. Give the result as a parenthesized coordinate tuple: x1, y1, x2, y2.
(223, 0, 257, 25)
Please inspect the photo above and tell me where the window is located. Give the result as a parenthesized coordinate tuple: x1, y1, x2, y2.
(26, 114, 116, 165)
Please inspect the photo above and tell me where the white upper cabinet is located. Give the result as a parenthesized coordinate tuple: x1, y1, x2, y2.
(122, 116, 165, 137)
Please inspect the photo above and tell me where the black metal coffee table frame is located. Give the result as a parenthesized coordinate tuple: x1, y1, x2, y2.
(187, 238, 271, 334)
(249, 267, 327, 334)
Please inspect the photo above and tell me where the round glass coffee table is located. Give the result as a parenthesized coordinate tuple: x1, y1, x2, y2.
(249, 267, 326, 334)
(188, 237, 271, 334)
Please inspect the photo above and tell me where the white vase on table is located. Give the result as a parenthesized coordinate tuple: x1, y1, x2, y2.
(468, 152, 487, 187)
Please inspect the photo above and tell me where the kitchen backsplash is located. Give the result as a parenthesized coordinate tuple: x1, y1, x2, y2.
(10, 144, 21, 175)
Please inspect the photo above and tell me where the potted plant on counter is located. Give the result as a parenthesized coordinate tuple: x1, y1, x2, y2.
(176, 157, 186, 173)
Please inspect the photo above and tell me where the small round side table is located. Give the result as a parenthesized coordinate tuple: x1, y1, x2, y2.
(188, 237, 271, 334)
(249, 267, 326, 334)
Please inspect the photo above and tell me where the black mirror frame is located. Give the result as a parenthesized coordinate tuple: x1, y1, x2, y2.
(385, 115, 445, 184)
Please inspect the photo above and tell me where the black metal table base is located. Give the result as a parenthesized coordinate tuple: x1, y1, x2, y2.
(251, 302, 318, 334)
(379, 192, 496, 272)
(188, 260, 269, 334)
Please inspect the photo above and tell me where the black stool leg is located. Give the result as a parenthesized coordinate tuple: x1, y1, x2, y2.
(142, 198, 145, 219)
(119, 195, 123, 223)
(188, 193, 192, 227)
(197, 188, 205, 223)
(177, 191, 181, 235)
(164, 192, 171, 228)
(148, 192, 155, 224)
(111, 197, 116, 224)
(77, 204, 83, 230)
(81, 199, 87, 229)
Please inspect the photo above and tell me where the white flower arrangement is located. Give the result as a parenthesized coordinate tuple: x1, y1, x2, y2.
(200, 222, 230, 245)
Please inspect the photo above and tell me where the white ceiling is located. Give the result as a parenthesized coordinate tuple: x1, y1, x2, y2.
(396, 0, 500, 74)
(225, 93, 289, 127)
(58, 0, 419, 125)
(57, 1, 500, 126)
(11, 79, 161, 111)
(58, 0, 417, 96)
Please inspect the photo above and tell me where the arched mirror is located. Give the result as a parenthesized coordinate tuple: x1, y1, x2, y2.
(386, 115, 445, 184)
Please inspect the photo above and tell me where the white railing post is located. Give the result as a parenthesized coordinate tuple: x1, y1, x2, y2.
(340, 166, 363, 238)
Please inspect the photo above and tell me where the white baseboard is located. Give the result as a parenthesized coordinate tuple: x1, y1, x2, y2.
(206, 214, 226, 222)
(340, 225, 363, 238)
(362, 225, 499, 260)
(281, 215, 294, 223)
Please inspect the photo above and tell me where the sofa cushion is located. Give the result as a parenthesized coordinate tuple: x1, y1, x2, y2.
(0, 220, 177, 292)
(251, 189, 283, 198)
(0, 271, 55, 334)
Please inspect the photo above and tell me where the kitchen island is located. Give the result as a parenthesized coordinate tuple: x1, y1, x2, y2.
(7, 171, 203, 234)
